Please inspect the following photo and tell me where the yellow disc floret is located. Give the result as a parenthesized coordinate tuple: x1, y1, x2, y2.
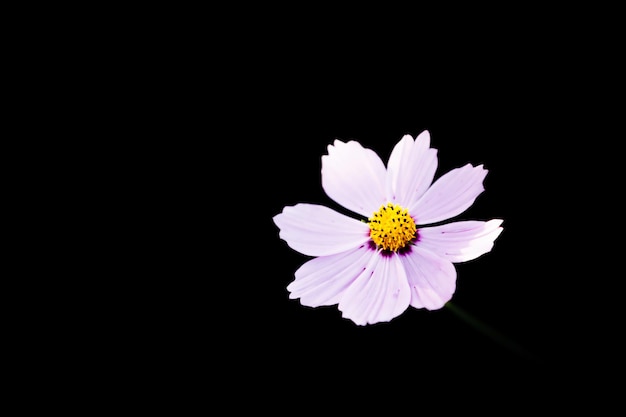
(368, 203, 417, 252)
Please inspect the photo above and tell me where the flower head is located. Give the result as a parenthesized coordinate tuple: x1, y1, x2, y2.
(273, 131, 503, 325)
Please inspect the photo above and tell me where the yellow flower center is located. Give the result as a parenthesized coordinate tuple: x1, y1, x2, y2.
(368, 203, 417, 252)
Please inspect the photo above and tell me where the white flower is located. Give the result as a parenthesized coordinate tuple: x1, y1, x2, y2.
(273, 131, 503, 325)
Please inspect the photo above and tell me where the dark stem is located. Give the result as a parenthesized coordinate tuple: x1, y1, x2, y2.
(445, 301, 537, 362)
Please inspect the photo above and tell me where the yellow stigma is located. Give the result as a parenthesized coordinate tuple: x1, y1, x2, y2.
(368, 203, 416, 252)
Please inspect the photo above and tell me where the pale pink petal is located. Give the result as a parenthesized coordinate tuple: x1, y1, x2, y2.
(386, 131, 438, 207)
(322, 140, 387, 217)
(287, 244, 376, 307)
(273, 203, 370, 257)
(409, 163, 488, 225)
(417, 219, 504, 263)
(338, 252, 411, 326)
(401, 246, 457, 310)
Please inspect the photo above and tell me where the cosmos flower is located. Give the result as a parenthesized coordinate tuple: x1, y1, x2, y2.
(273, 130, 503, 326)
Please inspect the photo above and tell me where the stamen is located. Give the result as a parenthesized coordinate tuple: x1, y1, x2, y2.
(367, 203, 416, 252)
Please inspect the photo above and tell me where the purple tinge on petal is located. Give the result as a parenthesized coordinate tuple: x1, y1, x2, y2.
(338, 252, 411, 326)
(386, 131, 438, 207)
(321, 140, 388, 218)
(287, 244, 376, 307)
(417, 219, 504, 263)
(409, 163, 488, 225)
(401, 245, 457, 310)
(273, 203, 370, 257)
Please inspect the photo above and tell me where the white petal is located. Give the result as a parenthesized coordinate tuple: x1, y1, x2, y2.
(386, 131, 438, 207)
(409, 164, 488, 225)
(401, 246, 457, 310)
(273, 203, 370, 257)
(338, 252, 411, 326)
(418, 219, 504, 263)
(322, 140, 388, 217)
(287, 245, 376, 307)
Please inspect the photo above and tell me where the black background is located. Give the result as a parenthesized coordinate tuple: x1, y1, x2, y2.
(14, 6, 622, 413)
